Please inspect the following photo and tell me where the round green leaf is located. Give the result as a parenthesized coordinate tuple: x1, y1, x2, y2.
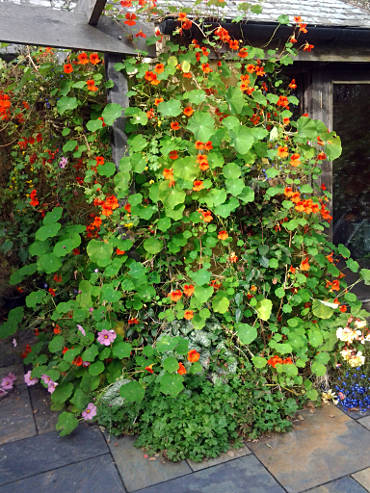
(236, 323, 257, 345)
(143, 238, 163, 254)
(119, 381, 145, 402)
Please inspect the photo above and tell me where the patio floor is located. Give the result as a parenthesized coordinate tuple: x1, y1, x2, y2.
(0, 350, 369, 493)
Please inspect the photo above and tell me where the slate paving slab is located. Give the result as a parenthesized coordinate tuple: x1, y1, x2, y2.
(358, 415, 370, 430)
(28, 384, 59, 434)
(0, 364, 25, 389)
(134, 454, 285, 493)
(0, 454, 126, 493)
(352, 468, 370, 492)
(0, 425, 108, 486)
(340, 407, 370, 420)
(0, 387, 36, 445)
(0, 339, 19, 368)
(306, 476, 368, 493)
(107, 435, 192, 492)
(187, 444, 251, 471)
(248, 404, 370, 493)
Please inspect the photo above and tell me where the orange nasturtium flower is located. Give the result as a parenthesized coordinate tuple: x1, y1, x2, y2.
(154, 63, 165, 74)
(63, 63, 73, 74)
(229, 253, 238, 263)
(124, 12, 137, 25)
(169, 290, 182, 302)
(145, 364, 154, 374)
(163, 168, 174, 180)
(86, 80, 98, 92)
(177, 362, 187, 375)
(116, 248, 126, 255)
(188, 349, 200, 363)
(89, 53, 101, 65)
(300, 258, 310, 271)
(198, 209, 213, 223)
(178, 12, 187, 21)
(183, 106, 194, 117)
(277, 146, 289, 158)
(169, 150, 179, 160)
(290, 153, 301, 167)
(218, 230, 228, 240)
(184, 310, 194, 320)
(195, 141, 204, 150)
(192, 180, 204, 192)
(77, 52, 89, 65)
(170, 121, 180, 130)
(339, 305, 347, 313)
(154, 98, 163, 106)
(183, 284, 195, 297)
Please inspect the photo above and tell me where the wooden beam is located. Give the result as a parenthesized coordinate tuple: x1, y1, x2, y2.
(75, 0, 107, 26)
(105, 54, 129, 166)
(0, 2, 155, 55)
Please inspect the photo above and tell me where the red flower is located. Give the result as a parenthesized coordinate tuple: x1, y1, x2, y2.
(145, 364, 154, 374)
(77, 52, 89, 65)
(89, 53, 101, 65)
(170, 121, 180, 131)
(72, 356, 83, 366)
(48, 288, 56, 297)
(192, 180, 204, 192)
(63, 63, 73, 74)
(53, 274, 62, 283)
(184, 310, 194, 320)
(128, 318, 139, 325)
(135, 30, 146, 38)
(339, 305, 347, 313)
(116, 248, 126, 255)
(53, 326, 62, 334)
(169, 290, 182, 302)
(218, 230, 228, 240)
(124, 203, 131, 214)
(155, 63, 164, 74)
(169, 150, 178, 160)
(183, 106, 194, 117)
(177, 362, 187, 375)
(124, 12, 137, 25)
(188, 349, 200, 363)
(183, 284, 195, 297)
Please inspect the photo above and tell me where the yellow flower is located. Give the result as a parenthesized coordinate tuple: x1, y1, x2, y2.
(124, 222, 134, 229)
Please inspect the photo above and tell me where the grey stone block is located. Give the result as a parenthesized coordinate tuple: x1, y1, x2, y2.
(134, 454, 285, 493)
(306, 476, 368, 492)
(107, 435, 191, 492)
(187, 444, 251, 471)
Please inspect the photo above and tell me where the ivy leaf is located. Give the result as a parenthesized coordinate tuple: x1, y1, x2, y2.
(252, 356, 267, 368)
(98, 161, 116, 177)
(312, 299, 334, 319)
(337, 243, 350, 258)
(87, 240, 113, 267)
(51, 382, 74, 404)
(312, 361, 326, 376)
(56, 412, 79, 436)
(190, 268, 211, 286)
(159, 373, 184, 396)
(112, 341, 132, 359)
(163, 356, 178, 373)
(256, 299, 272, 321)
(37, 254, 62, 274)
(186, 112, 215, 141)
(120, 381, 145, 402)
(143, 238, 163, 255)
(43, 207, 63, 225)
(81, 345, 98, 362)
(212, 294, 230, 314)
(360, 268, 370, 285)
(48, 335, 64, 353)
(88, 361, 105, 376)
(35, 222, 61, 241)
(101, 103, 123, 125)
(157, 99, 182, 117)
(86, 119, 103, 132)
(236, 323, 257, 345)
(57, 97, 78, 115)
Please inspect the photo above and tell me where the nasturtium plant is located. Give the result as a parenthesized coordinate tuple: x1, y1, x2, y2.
(0, 2, 369, 460)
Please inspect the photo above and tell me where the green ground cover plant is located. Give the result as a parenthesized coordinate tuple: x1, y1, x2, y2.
(0, 2, 369, 460)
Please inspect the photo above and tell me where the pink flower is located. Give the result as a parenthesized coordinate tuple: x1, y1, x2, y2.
(1, 373, 16, 390)
(97, 329, 116, 346)
(12, 338, 17, 347)
(24, 371, 39, 386)
(47, 381, 58, 394)
(41, 374, 51, 384)
(77, 324, 86, 336)
(82, 402, 97, 420)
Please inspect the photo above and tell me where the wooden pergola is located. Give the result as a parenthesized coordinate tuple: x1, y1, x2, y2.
(0, 0, 155, 164)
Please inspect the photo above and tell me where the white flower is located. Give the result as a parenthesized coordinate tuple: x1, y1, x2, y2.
(336, 327, 357, 344)
(340, 348, 352, 361)
(354, 320, 367, 329)
(322, 389, 338, 405)
(348, 351, 365, 367)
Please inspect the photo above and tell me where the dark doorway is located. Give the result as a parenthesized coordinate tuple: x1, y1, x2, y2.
(333, 83, 370, 268)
